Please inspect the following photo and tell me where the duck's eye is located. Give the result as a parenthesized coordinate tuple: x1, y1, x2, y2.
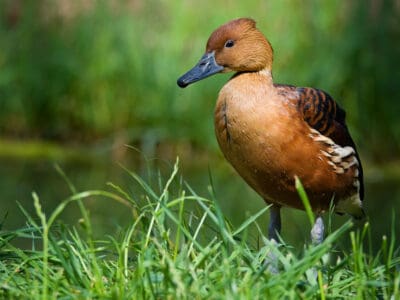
(224, 40, 235, 48)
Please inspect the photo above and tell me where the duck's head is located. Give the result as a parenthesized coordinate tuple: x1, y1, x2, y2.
(177, 18, 273, 88)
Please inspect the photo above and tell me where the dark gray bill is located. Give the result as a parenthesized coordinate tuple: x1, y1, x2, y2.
(177, 52, 223, 88)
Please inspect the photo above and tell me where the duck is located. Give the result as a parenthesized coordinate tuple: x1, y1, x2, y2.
(177, 18, 364, 244)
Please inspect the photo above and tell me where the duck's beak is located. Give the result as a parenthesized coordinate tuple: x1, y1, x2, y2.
(177, 51, 224, 88)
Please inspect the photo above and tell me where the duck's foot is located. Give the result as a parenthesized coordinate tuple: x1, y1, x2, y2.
(264, 205, 282, 273)
(309, 215, 326, 280)
(263, 239, 280, 274)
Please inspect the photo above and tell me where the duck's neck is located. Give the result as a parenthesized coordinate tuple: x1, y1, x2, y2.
(224, 67, 276, 102)
(257, 67, 274, 88)
(258, 68, 272, 78)
(232, 67, 273, 85)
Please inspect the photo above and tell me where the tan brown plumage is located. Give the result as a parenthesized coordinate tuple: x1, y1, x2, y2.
(278, 85, 364, 202)
(177, 18, 365, 243)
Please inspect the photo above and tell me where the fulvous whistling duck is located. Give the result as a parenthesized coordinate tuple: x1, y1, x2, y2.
(177, 18, 364, 244)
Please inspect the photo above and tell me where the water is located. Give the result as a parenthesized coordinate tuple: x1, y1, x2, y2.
(0, 147, 399, 252)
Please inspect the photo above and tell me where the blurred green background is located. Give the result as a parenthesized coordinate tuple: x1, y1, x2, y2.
(0, 0, 399, 249)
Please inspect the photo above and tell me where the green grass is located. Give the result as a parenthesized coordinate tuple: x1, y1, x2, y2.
(0, 159, 399, 299)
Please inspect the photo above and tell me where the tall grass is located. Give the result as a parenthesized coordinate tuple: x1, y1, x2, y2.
(0, 160, 399, 299)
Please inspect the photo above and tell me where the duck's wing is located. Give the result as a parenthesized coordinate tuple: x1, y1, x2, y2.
(275, 84, 364, 201)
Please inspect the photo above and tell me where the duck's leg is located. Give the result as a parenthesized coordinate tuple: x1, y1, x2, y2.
(310, 215, 324, 245)
(309, 215, 326, 280)
(268, 205, 281, 241)
(265, 205, 281, 273)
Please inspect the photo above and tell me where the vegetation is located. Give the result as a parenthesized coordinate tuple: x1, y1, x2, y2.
(0, 0, 399, 159)
(0, 161, 399, 299)
(1, 1, 399, 298)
